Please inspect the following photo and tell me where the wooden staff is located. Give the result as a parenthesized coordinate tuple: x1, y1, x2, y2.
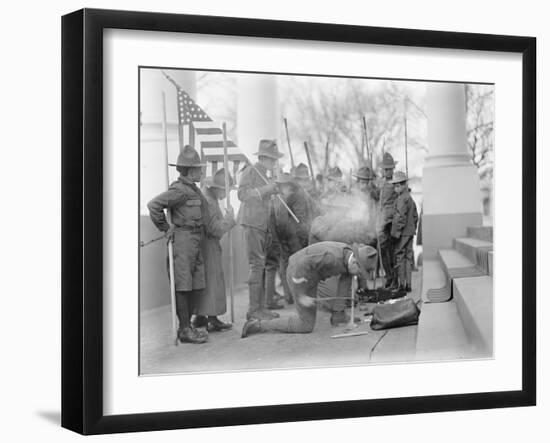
(404, 114, 409, 178)
(161, 92, 178, 346)
(303, 141, 316, 189)
(362, 116, 372, 169)
(283, 118, 295, 170)
(222, 122, 235, 323)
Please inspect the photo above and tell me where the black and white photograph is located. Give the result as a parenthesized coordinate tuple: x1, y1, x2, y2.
(139, 68, 494, 375)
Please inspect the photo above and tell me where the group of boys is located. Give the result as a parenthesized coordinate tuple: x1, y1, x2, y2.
(147, 139, 418, 344)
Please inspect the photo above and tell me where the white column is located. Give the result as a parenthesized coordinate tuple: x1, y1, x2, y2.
(237, 74, 280, 162)
(422, 83, 482, 259)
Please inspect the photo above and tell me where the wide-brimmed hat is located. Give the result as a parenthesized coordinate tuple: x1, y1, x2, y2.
(390, 170, 408, 184)
(326, 166, 343, 181)
(204, 168, 236, 190)
(275, 172, 297, 186)
(169, 145, 205, 167)
(292, 163, 310, 180)
(353, 165, 376, 180)
(253, 139, 284, 159)
(352, 244, 378, 275)
(381, 152, 397, 169)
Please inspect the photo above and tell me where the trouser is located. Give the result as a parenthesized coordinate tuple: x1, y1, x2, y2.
(379, 223, 396, 284)
(258, 268, 350, 334)
(394, 235, 414, 288)
(258, 280, 318, 334)
(265, 232, 281, 307)
(175, 290, 202, 330)
(244, 226, 270, 314)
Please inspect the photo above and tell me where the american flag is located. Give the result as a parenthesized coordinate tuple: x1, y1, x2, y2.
(163, 71, 248, 178)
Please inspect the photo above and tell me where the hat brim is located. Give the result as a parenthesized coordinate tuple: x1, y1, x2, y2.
(253, 152, 284, 159)
(352, 173, 374, 180)
(169, 163, 206, 167)
(390, 179, 407, 184)
(207, 183, 237, 190)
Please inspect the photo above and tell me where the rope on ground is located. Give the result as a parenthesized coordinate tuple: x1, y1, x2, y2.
(369, 330, 389, 359)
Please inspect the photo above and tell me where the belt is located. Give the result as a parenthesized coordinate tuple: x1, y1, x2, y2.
(174, 225, 204, 232)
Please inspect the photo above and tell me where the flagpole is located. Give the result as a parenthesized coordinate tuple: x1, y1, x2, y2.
(222, 122, 235, 324)
(161, 91, 179, 346)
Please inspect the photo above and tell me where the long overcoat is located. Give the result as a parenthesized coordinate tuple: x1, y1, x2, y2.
(193, 187, 236, 316)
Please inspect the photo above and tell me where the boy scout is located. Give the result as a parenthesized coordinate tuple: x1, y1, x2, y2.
(192, 169, 236, 332)
(237, 139, 284, 321)
(372, 153, 398, 289)
(241, 241, 378, 337)
(147, 145, 209, 344)
(390, 171, 418, 292)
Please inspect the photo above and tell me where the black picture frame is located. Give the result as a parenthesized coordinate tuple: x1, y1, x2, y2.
(61, 8, 536, 435)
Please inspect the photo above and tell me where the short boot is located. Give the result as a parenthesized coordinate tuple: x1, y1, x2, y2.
(178, 327, 208, 344)
(207, 316, 232, 332)
(241, 318, 263, 338)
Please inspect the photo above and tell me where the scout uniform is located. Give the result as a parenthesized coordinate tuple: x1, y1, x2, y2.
(147, 145, 209, 344)
(237, 139, 283, 320)
(273, 173, 316, 303)
(390, 171, 418, 291)
(192, 169, 236, 331)
(372, 153, 398, 289)
(292, 162, 322, 209)
(241, 242, 378, 336)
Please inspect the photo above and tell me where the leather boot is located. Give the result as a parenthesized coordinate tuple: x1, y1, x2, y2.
(178, 327, 208, 344)
(207, 316, 233, 332)
(247, 281, 262, 319)
(241, 318, 263, 338)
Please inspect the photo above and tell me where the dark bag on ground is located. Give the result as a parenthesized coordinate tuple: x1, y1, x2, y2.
(370, 298, 420, 330)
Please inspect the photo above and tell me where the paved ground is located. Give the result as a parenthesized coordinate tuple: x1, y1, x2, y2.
(140, 269, 421, 375)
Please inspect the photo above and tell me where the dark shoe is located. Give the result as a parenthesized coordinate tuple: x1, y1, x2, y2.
(246, 310, 279, 321)
(330, 311, 361, 326)
(192, 315, 208, 329)
(405, 285, 412, 293)
(241, 319, 262, 338)
(207, 317, 233, 332)
(191, 326, 208, 338)
(266, 299, 285, 310)
(178, 327, 208, 344)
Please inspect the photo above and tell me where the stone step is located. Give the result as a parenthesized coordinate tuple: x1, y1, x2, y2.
(438, 249, 486, 280)
(415, 300, 472, 361)
(467, 226, 493, 243)
(453, 237, 493, 274)
(423, 249, 486, 301)
(453, 276, 494, 357)
(421, 259, 450, 303)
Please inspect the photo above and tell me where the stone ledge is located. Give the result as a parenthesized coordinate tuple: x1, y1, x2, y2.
(415, 300, 472, 361)
(453, 276, 494, 357)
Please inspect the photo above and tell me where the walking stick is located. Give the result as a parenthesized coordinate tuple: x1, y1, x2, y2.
(283, 118, 296, 170)
(303, 141, 316, 189)
(222, 122, 235, 323)
(161, 91, 179, 346)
